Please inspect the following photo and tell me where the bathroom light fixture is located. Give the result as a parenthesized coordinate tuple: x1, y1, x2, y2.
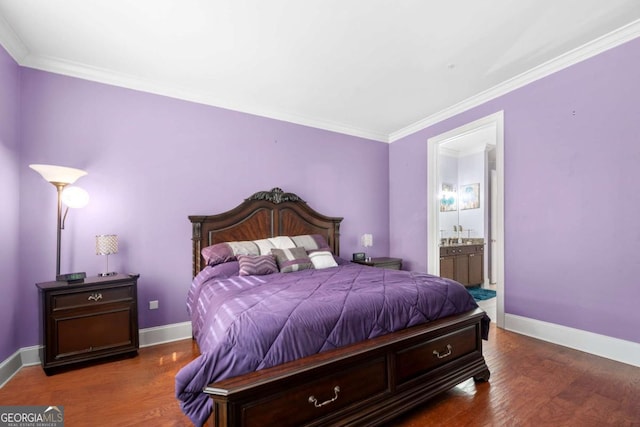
(30, 164, 89, 278)
(96, 234, 118, 276)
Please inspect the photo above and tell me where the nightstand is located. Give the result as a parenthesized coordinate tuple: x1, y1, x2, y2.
(36, 274, 139, 375)
(352, 257, 403, 270)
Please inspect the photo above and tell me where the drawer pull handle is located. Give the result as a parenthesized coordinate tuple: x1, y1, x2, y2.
(308, 386, 340, 408)
(433, 344, 453, 359)
(88, 293, 103, 302)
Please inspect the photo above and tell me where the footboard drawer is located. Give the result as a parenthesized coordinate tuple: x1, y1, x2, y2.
(395, 324, 478, 384)
(238, 357, 387, 427)
(205, 357, 389, 427)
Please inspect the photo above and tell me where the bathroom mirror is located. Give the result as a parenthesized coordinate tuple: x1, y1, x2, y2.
(437, 136, 495, 246)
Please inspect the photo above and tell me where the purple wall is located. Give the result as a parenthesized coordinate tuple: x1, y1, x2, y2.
(390, 37, 640, 344)
(5, 36, 639, 363)
(0, 46, 21, 361)
(16, 69, 390, 351)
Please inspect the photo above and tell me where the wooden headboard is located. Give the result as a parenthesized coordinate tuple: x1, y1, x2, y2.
(189, 188, 343, 277)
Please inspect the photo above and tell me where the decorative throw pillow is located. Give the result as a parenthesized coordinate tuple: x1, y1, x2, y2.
(237, 254, 278, 276)
(201, 243, 235, 267)
(308, 251, 338, 269)
(271, 247, 314, 273)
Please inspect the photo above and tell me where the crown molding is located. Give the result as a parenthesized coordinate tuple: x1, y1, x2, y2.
(389, 19, 640, 143)
(1, 16, 638, 144)
(0, 13, 28, 62)
(16, 52, 389, 143)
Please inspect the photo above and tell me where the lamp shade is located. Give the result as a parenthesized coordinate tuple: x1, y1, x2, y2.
(361, 234, 373, 248)
(61, 186, 90, 208)
(96, 235, 118, 255)
(29, 164, 87, 184)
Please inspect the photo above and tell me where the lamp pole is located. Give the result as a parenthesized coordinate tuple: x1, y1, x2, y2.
(53, 182, 67, 277)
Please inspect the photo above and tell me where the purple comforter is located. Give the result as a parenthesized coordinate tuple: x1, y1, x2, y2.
(176, 262, 488, 426)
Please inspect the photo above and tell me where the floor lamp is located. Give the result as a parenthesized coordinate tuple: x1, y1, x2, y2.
(30, 164, 89, 278)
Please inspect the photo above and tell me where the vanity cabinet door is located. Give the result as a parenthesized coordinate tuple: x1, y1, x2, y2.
(468, 252, 483, 286)
(440, 256, 455, 280)
(454, 255, 469, 285)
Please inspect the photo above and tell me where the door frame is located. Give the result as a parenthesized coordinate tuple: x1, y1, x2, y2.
(427, 111, 505, 328)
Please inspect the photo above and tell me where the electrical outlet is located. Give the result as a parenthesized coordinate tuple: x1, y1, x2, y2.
(149, 300, 159, 310)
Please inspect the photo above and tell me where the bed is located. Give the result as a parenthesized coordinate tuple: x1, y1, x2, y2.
(176, 188, 490, 427)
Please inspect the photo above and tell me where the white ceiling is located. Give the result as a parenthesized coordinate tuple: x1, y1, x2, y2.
(1, 1, 639, 142)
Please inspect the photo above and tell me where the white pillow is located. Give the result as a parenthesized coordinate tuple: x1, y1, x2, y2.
(268, 236, 296, 249)
(253, 239, 275, 255)
(309, 251, 338, 269)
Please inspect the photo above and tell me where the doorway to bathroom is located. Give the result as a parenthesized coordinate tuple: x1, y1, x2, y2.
(427, 111, 504, 327)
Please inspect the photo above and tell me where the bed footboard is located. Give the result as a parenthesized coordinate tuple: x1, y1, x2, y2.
(204, 308, 490, 427)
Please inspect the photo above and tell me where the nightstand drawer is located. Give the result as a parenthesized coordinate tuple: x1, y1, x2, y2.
(52, 284, 134, 310)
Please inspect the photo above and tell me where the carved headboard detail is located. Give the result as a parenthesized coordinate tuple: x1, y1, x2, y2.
(189, 188, 343, 277)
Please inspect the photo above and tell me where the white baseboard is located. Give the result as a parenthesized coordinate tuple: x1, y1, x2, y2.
(139, 321, 192, 347)
(0, 349, 23, 388)
(20, 345, 41, 367)
(504, 314, 640, 368)
(0, 321, 193, 388)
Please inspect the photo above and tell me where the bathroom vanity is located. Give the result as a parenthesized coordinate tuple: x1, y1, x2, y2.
(439, 243, 484, 287)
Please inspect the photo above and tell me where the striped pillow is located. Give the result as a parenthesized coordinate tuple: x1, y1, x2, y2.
(308, 251, 338, 269)
(237, 255, 278, 276)
(271, 247, 314, 273)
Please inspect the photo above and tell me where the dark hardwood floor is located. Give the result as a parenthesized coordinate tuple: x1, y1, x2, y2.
(1, 323, 639, 426)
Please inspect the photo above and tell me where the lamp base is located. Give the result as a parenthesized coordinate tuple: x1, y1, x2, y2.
(98, 272, 117, 277)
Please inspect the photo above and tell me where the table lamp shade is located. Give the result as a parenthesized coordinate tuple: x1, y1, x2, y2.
(96, 235, 118, 255)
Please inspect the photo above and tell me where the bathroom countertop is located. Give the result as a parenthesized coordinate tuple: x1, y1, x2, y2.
(439, 239, 485, 247)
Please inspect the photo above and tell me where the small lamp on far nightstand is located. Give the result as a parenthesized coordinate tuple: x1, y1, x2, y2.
(361, 233, 373, 261)
(96, 234, 118, 276)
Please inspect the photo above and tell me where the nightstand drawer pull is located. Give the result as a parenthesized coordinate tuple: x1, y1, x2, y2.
(308, 386, 340, 408)
(433, 344, 453, 359)
(88, 293, 103, 302)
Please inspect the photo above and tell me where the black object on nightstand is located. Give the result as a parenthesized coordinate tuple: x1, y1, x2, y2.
(352, 257, 403, 270)
(36, 273, 139, 375)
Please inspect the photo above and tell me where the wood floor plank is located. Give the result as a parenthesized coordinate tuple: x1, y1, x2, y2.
(1, 323, 638, 426)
